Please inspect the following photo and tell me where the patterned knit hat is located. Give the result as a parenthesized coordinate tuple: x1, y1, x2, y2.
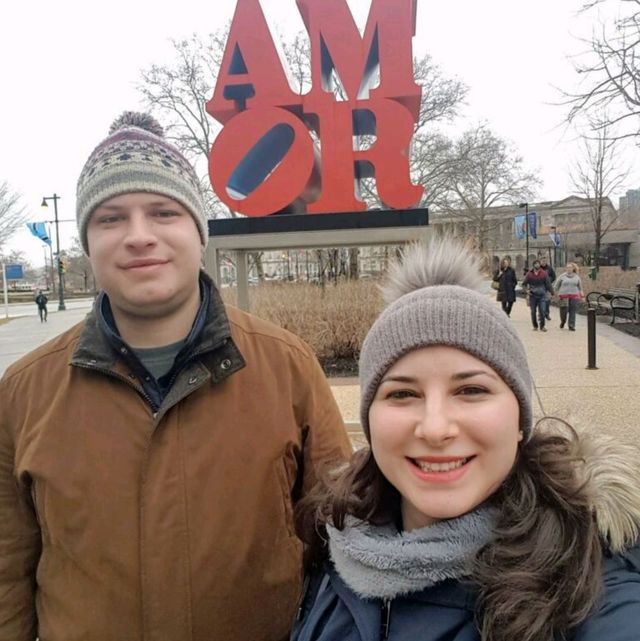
(359, 238, 533, 441)
(76, 111, 207, 252)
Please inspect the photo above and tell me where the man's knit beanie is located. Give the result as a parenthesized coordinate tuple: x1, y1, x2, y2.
(359, 238, 533, 441)
(76, 111, 207, 253)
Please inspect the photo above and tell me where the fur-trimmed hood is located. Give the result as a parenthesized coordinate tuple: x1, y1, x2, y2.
(581, 433, 640, 551)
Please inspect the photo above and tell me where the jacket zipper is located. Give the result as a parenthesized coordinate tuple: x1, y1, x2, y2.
(73, 363, 159, 413)
(295, 575, 311, 621)
(380, 599, 392, 640)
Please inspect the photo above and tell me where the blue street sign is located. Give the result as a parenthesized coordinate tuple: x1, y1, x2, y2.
(5, 264, 24, 279)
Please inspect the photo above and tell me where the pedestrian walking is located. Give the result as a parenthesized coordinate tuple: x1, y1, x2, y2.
(523, 260, 554, 331)
(554, 262, 585, 331)
(492, 256, 517, 316)
(292, 238, 640, 641)
(539, 257, 556, 320)
(0, 112, 351, 641)
(34, 289, 48, 322)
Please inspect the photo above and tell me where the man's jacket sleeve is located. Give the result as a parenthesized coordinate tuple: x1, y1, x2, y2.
(299, 346, 351, 497)
(0, 377, 40, 641)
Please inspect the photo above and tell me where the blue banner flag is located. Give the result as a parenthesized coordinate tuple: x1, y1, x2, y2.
(26, 222, 52, 246)
(528, 211, 537, 239)
(549, 231, 562, 247)
(513, 212, 537, 240)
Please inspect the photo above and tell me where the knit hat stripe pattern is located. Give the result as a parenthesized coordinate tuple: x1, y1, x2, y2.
(77, 166, 206, 246)
(359, 242, 533, 441)
(76, 112, 208, 253)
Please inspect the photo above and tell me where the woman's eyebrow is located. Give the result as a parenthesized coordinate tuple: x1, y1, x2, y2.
(452, 370, 498, 381)
(379, 375, 417, 384)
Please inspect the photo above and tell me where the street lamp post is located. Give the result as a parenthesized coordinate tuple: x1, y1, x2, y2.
(550, 225, 558, 268)
(518, 202, 529, 273)
(41, 194, 66, 310)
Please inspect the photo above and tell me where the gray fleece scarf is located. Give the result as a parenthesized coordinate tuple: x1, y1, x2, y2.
(327, 506, 498, 600)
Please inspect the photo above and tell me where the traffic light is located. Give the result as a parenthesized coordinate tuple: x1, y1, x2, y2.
(57, 257, 67, 274)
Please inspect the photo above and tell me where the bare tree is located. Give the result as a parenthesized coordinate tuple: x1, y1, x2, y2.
(564, 1, 640, 140)
(357, 54, 467, 209)
(64, 237, 96, 292)
(138, 32, 231, 220)
(570, 116, 629, 267)
(434, 124, 540, 251)
(0, 181, 26, 252)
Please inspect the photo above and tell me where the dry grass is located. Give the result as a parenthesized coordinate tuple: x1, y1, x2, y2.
(577, 266, 639, 296)
(221, 267, 638, 365)
(221, 280, 384, 363)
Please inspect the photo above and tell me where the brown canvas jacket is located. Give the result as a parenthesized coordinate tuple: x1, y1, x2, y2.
(0, 279, 350, 641)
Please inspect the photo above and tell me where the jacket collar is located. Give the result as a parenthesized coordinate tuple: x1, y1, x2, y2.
(71, 271, 245, 384)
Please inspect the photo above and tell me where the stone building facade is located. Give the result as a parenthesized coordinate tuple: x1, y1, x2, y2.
(220, 193, 640, 283)
(428, 195, 640, 273)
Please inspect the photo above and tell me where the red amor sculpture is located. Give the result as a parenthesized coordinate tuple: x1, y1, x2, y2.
(207, 0, 423, 216)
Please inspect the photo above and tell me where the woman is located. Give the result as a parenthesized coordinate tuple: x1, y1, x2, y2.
(292, 239, 640, 641)
(554, 262, 585, 331)
(492, 256, 517, 316)
(523, 259, 554, 331)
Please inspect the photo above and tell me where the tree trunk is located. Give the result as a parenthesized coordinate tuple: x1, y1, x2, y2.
(348, 247, 359, 279)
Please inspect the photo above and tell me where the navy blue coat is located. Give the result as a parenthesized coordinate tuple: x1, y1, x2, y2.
(291, 546, 640, 641)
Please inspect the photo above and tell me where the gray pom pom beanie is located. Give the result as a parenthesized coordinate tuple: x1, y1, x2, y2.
(76, 111, 207, 253)
(359, 239, 533, 441)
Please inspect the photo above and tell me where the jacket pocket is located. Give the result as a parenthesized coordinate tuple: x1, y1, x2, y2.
(275, 456, 297, 542)
(30, 480, 49, 543)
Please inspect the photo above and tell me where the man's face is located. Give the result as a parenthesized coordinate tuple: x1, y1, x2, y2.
(533, 261, 541, 270)
(86, 192, 202, 319)
(540, 258, 547, 266)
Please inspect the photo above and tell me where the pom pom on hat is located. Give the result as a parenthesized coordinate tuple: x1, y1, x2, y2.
(108, 111, 165, 137)
(382, 238, 485, 304)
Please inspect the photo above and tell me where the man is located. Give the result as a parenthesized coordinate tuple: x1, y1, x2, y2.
(0, 112, 350, 641)
(34, 289, 48, 322)
(539, 256, 556, 321)
(523, 259, 554, 332)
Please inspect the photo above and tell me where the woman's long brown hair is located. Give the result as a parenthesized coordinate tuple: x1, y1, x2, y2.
(295, 423, 602, 641)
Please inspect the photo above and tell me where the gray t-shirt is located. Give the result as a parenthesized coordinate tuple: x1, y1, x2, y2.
(133, 340, 186, 381)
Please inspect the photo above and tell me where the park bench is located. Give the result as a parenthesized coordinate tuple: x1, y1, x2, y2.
(586, 286, 639, 325)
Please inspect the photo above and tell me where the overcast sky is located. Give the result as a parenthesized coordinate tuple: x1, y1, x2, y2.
(1, 0, 637, 265)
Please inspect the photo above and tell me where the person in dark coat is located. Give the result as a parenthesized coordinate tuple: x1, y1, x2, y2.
(292, 238, 640, 641)
(492, 256, 517, 316)
(522, 260, 553, 331)
(34, 289, 48, 322)
(539, 256, 556, 320)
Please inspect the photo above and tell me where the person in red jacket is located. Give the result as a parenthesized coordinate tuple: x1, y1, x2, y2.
(523, 260, 554, 331)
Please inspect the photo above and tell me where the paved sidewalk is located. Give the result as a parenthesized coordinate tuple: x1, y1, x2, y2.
(1, 297, 639, 448)
(0, 303, 92, 376)
(330, 297, 640, 447)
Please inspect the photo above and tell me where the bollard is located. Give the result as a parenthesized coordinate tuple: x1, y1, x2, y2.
(586, 307, 598, 370)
